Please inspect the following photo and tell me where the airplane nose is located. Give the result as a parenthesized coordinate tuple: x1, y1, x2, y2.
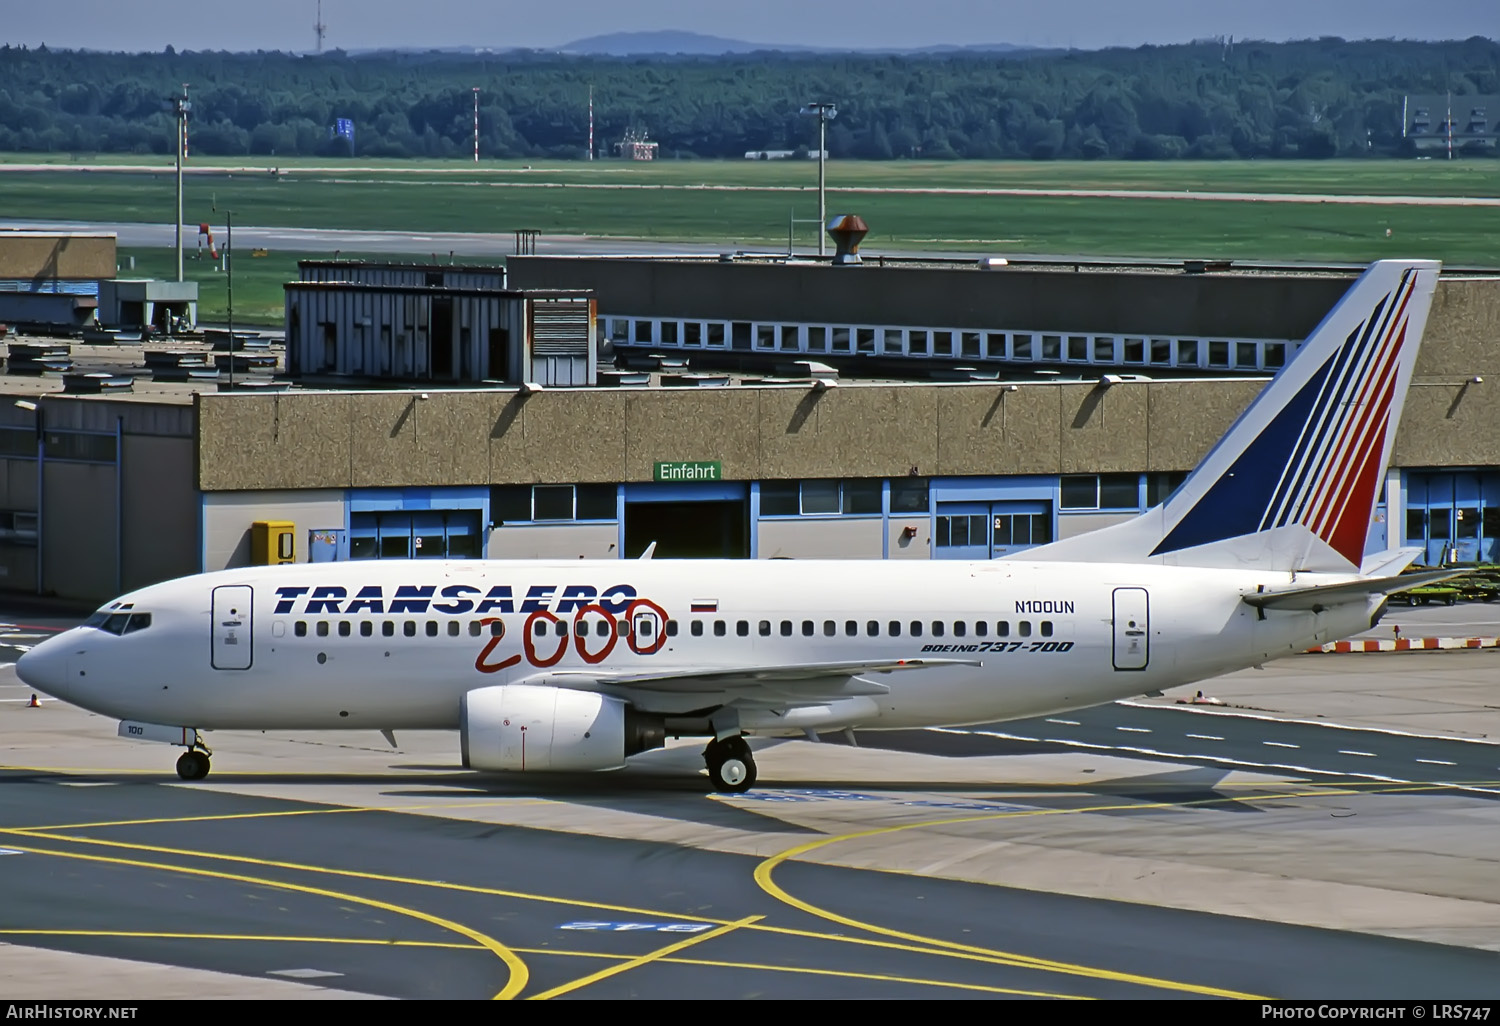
(17, 636, 68, 694)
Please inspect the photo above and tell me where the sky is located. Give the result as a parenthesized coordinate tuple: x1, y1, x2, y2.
(4, 0, 1495, 53)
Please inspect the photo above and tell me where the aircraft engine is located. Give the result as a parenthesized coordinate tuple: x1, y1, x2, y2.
(460, 684, 664, 772)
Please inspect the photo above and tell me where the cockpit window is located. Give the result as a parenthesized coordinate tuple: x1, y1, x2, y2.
(89, 611, 151, 635)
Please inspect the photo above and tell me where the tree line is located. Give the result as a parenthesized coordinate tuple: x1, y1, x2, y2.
(0, 36, 1495, 161)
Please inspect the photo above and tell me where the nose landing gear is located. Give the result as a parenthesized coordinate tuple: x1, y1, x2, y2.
(704, 735, 756, 794)
(175, 733, 213, 781)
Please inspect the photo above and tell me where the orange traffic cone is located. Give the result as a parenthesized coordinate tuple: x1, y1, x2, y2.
(26, 694, 40, 708)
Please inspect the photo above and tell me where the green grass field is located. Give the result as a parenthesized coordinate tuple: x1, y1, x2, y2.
(9, 157, 1500, 269)
(6, 154, 1498, 196)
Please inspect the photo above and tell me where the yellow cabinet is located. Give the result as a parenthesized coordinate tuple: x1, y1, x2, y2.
(251, 520, 296, 565)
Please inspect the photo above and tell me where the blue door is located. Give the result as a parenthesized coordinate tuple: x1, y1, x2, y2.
(934, 501, 1054, 559)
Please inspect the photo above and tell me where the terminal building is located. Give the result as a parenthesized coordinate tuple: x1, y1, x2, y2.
(0, 252, 1496, 603)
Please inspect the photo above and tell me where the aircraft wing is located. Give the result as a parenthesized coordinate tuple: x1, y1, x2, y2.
(1242, 568, 1471, 612)
(542, 657, 981, 694)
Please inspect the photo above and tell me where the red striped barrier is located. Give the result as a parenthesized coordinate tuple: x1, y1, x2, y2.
(1307, 637, 1500, 653)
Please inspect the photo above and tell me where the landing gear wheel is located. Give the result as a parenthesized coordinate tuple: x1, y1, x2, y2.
(704, 736, 757, 794)
(176, 750, 210, 781)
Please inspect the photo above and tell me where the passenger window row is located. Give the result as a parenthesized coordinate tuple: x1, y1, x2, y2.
(293, 619, 507, 639)
(287, 616, 1057, 641)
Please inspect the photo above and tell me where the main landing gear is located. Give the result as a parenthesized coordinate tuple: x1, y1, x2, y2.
(704, 735, 756, 794)
(175, 734, 213, 781)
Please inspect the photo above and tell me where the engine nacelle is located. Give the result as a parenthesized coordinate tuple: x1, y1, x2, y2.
(460, 684, 664, 772)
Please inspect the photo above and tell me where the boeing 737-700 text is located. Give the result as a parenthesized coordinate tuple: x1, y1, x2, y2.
(17, 259, 1463, 792)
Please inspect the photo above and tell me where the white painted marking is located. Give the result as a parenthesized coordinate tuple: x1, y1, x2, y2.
(1339, 750, 1377, 757)
(1416, 759, 1457, 766)
(0, 848, 24, 856)
(1116, 726, 1151, 733)
(1115, 699, 1500, 747)
(1263, 741, 1300, 749)
(1044, 719, 1080, 726)
(1185, 734, 1224, 741)
(960, 720, 1500, 792)
(54, 782, 113, 787)
(268, 968, 344, 979)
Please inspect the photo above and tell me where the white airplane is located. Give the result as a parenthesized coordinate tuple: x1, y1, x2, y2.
(18, 259, 1464, 793)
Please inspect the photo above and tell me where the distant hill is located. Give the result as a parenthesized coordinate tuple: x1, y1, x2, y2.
(557, 30, 1031, 56)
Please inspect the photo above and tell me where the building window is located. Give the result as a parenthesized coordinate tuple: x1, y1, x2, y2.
(1146, 472, 1189, 508)
(1061, 474, 1139, 511)
(760, 479, 883, 516)
(43, 432, 117, 463)
(533, 485, 574, 521)
(491, 484, 616, 523)
(890, 478, 928, 514)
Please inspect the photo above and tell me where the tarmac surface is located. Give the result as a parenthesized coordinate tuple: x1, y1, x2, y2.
(2, 602, 1499, 999)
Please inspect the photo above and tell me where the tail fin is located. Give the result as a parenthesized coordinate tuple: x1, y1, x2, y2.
(1023, 259, 1441, 572)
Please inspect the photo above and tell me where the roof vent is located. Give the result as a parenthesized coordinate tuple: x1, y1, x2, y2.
(826, 214, 868, 266)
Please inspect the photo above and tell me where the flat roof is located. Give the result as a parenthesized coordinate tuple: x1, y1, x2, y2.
(283, 282, 590, 297)
(298, 259, 507, 274)
(519, 252, 1500, 278)
(0, 229, 117, 241)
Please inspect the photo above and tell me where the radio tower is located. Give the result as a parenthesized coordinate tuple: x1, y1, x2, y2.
(473, 86, 480, 163)
(314, 0, 327, 53)
(588, 85, 594, 161)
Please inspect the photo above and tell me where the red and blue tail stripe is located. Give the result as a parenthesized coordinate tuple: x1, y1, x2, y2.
(1150, 268, 1420, 567)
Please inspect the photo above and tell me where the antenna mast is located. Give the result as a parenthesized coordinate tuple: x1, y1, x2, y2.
(588, 85, 594, 161)
(315, 0, 327, 53)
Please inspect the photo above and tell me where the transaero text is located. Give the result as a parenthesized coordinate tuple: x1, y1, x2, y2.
(274, 583, 643, 616)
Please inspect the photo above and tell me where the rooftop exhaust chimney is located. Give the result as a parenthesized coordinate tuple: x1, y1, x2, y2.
(826, 214, 868, 266)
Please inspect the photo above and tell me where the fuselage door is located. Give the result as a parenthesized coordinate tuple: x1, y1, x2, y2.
(211, 585, 254, 671)
(1112, 587, 1149, 671)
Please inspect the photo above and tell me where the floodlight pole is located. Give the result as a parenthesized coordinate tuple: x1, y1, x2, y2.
(799, 102, 837, 258)
(170, 94, 191, 282)
(226, 211, 234, 388)
(818, 115, 827, 257)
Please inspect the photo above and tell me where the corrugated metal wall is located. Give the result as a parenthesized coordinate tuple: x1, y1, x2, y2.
(298, 264, 505, 290)
(284, 286, 596, 386)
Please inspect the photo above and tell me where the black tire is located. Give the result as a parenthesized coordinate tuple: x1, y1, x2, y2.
(176, 750, 210, 781)
(707, 750, 756, 794)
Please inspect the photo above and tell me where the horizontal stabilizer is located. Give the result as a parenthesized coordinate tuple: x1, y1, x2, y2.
(1358, 547, 1424, 577)
(1243, 568, 1471, 612)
